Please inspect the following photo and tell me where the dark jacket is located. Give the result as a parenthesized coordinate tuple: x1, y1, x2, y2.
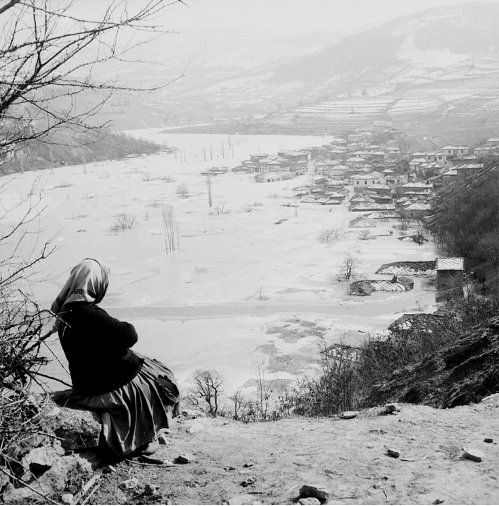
(59, 302, 143, 395)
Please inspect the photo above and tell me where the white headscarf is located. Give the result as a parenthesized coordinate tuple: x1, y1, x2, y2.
(51, 258, 111, 319)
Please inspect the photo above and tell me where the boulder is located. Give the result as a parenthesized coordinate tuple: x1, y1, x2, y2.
(177, 453, 196, 464)
(22, 445, 64, 475)
(185, 422, 205, 434)
(299, 485, 330, 503)
(144, 484, 160, 496)
(50, 390, 101, 450)
(342, 411, 359, 419)
(385, 402, 400, 413)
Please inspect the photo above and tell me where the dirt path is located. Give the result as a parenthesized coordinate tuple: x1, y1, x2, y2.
(90, 396, 499, 505)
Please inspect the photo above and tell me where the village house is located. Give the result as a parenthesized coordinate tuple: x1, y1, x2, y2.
(399, 182, 434, 194)
(369, 184, 392, 196)
(384, 146, 401, 160)
(400, 202, 432, 219)
(441, 145, 469, 158)
(349, 202, 397, 212)
(277, 150, 310, 164)
(442, 168, 457, 183)
(436, 257, 464, 302)
(250, 153, 269, 163)
(425, 151, 447, 166)
(351, 170, 387, 192)
(392, 119, 410, 129)
(373, 119, 392, 128)
(255, 172, 294, 183)
(473, 145, 495, 157)
(455, 163, 484, 182)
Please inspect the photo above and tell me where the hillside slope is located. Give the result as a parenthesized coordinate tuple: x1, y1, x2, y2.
(367, 316, 499, 409)
(100, 2, 499, 142)
(89, 400, 499, 505)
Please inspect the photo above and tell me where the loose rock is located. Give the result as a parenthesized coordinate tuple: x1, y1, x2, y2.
(484, 437, 493, 443)
(462, 447, 485, 462)
(144, 484, 160, 496)
(185, 422, 205, 434)
(158, 434, 169, 445)
(61, 493, 73, 504)
(386, 447, 400, 458)
(385, 402, 400, 414)
(102, 464, 116, 473)
(299, 484, 330, 503)
(228, 494, 258, 505)
(342, 411, 359, 419)
(240, 477, 256, 487)
(299, 498, 321, 505)
(119, 478, 139, 489)
(177, 453, 196, 464)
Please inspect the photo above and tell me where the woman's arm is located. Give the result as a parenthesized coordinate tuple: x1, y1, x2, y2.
(90, 305, 139, 348)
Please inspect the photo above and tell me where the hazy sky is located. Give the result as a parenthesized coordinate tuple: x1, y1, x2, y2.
(169, 0, 499, 35)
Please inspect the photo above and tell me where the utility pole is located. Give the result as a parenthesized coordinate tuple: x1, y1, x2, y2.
(205, 173, 213, 207)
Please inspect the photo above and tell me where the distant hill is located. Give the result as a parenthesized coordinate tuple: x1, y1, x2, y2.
(90, 2, 499, 143)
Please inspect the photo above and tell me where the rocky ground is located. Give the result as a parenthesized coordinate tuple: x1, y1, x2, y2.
(6, 396, 499, 505)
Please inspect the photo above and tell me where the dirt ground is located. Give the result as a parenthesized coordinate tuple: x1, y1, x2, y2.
(87, 396, 499, 505)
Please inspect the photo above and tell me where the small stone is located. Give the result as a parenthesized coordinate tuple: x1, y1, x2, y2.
(228, 494, 257, 505)
(386, 448, 400, 458)
(181, 409, 198, 419)
(385, 402, 400, 413)
(484, 437, 493, 443)
(102, 464, 116, 474)
(177, 453, 196, 464)
(138, 455, 164, 465)
(240, 477, 256, 487)
(119, 478, 139, 489)
(462, 447, 485, 462)
(342, 411, 359, 419)
(299, 484, 330, 503)
(432, 500, 444, 505)
(158, 434, 169, 445)
(186, 422, 205, 434)
(61, 493, 73, 504)
(299, 498, 321, 505)
(162, 460, 176, 467)
(144, 484, 160, 496)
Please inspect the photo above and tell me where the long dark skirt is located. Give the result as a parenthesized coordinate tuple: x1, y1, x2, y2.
(73, 356, 180, 456)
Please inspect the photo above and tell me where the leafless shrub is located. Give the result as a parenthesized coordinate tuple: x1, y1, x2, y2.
(191, 369, 224, 417)
(340, 253, 358, 281)
(53, 181, 72, 189)
(162, 204, 179, 254)
(215, 203, 229, 214)
(176, 183, 189, 198)
(110, 213, 137, 232)
(358, 229, 375, 240)
(148, 199, 162, 208)
(318, 227, 342, 243)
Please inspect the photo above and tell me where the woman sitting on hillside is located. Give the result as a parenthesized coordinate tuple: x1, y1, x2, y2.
(51, 258, 180, 457)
